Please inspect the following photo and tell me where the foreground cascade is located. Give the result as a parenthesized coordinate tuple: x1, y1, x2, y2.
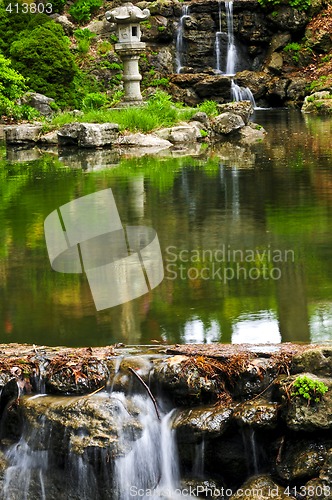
(1, 343, 332, 498)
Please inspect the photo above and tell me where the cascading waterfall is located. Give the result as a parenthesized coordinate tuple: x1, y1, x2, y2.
(225, 1, 236, 76)
(2, 390, 193, 499)
(214, 0, 223, 73)
(231, 79, 257, 108)
(175, 5, 190, 74)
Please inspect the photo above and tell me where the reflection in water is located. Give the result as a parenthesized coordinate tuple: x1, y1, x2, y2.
(1, 110, 332, 345)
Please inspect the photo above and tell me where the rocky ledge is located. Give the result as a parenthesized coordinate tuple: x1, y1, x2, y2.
(3, 101, 265, 152)
(1, 343, 332, 498)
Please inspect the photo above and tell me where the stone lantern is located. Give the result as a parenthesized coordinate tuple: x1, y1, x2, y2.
(106, 3, 150, 106)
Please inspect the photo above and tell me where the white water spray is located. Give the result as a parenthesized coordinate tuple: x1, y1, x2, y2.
(176, 5, 190, 74)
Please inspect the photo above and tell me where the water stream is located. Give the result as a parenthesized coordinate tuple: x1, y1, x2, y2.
(225, 1, 236, 75)
(175, 5, 190, 73)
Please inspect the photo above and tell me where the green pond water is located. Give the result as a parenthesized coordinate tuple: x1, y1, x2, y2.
(1, 109, 332, 346)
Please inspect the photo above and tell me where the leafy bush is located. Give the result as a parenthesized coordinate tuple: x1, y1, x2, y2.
(97, 41, 112, 56)
(50, 0, 66, 13)
(10, 22, 78, 108)
(291, 376, 328, 404)
(74, 28, 96, 53)
(69, 0, 103, 23)
(82, 92, 108, 110)
(150, 78, 169, 87)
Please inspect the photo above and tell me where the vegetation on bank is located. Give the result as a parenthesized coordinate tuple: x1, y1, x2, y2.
(43, 92, 218, 133)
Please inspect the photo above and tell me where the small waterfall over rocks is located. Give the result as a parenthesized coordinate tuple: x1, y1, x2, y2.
(175, 4, 190, 74)
(231, 79, 257, 108)
(225, 1, 236, 76)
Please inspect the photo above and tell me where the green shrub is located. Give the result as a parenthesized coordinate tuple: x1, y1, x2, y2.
(82, 92, 108, 110)
(69, 0, 103, 24)
(150, 78, 169, 87)
(10, 22, 78, 108)
(258, 0, 310, 10)
(97, 40, 112, 56)
(291, 376, 328, 404)
(74, 28, 96, 53)
(49, 0, 66, 13)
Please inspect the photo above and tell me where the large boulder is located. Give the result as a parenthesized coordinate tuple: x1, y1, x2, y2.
(211, 112, 245, 135)
(217, 101, 253, 125)
(4, 125, 42, 144)
(114, 133, 172, 150)
(58, 122, 119, 148)
(20, 92, 55, 116)
(155, 123, 201, 143)
(302, 92, 332, 115)
(233, 400, 278, 429)
(292, 347, 332, 376)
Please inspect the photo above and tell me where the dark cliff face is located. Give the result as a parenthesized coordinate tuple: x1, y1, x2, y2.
(134, 0, 329, 106)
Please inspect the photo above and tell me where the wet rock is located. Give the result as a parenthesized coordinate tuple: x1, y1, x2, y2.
(292, 347, 332, 376)
(211, 113, 245, 135)
(45, 358, 109, 394)
(173, 404, 233, 443)
(233, 400, 278, 429)
(193, 76, 232, 101)
(230, 475, 295, 499)
(217, 101, 253, 125)
(22, 394, 143, 456)
(266, 77, 290, 105)
(279, 373, 332, 431)
(304, 478, 332, 500)
(20, 92, 55, 116)
(276, 438, 329, 481)
(110, 355, 153, 392)
(4, 125, 43, 144)
(152, 355, 220, 404)
(181, 478, 225, 499)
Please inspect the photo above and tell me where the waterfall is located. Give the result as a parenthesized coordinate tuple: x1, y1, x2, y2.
(2, 391, 193, 499)
(114, 395, 188, 499)
(175, 5, 190, 74)
(231, 79, 257, 108)
(225, 1, 237, 76)
(214, 1, 223, 73)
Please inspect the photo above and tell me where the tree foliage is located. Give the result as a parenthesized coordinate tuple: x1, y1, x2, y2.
(9, 22, 78, 108)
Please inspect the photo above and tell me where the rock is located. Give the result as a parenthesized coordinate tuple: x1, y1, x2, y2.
(286, 77, 308, 104)
(110, 355, 153, 392)
(173, 404, 233, 442)
(235, 71, 270, 100)
(39, 130, 58, 145)
(276, 438, 329, 482)
(152, 355, 220, 404)
(230, 475, 295, 499)
(302, 92, 332, 115)
(266, 52, 284, 75)
(279, 373, 332, 431)
(305, 26, 332, 53)
(266, 77, 290, 105)
(292, 347, 332, 376)
(52, 14, 75, 35)
(85, 19, 111, 37)
(114, 133, 172, 150)
(4, 124, 42, 144)
(58, 123, 119, 148)
(45, 358, 109, 394)
(268, 6, 309, 33)
(233, 400, 278, 429)
(20, 92, 55, 116)
(239, 123, 266, 144)
(217, 101, 253, 125)
(211, 113, 245, 135)
(269, 33, 292, 53)
(189, 111, 210, 127)
(193, 76, 232, 101)
(155, 124, 201, 143)
(22, 394, 143, 456)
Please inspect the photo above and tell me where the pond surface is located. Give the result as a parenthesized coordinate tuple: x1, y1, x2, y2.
(1, 109, 332, 346)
